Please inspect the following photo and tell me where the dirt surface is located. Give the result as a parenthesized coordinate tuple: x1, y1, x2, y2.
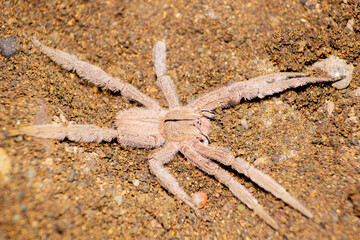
(1, 0, 359, 239)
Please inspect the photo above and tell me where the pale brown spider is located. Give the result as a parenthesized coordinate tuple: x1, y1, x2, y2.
(22, 38, 340, 231)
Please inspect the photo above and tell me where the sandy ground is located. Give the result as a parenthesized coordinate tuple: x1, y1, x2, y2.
(1, 0, 359, 239)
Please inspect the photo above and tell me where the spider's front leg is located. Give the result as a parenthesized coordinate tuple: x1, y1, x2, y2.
(190, 72, 341, 111)
(153, 41, 180, 109)
(149, 143, 201, 215)
(31, 38, 161, 110)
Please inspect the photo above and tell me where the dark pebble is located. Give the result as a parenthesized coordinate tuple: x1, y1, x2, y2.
(0, 36, 20, 58)
(67, 171, 77, 182)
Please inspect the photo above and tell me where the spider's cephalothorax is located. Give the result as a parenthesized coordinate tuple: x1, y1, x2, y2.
(160, 108, 212, 143)
(22, 37, 342, 232)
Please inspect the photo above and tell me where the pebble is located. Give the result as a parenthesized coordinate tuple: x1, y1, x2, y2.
(15, 136, 23, 142)
(349, 87, 360, 97)
(237, 204, 246, 211)
(55, 220, 68, 234)
(253, 157, 268, 166)
(312, 55, 354, 89)
(27, 169, 34, 186)
(0, 148, 11, 179)
(42, 158, 54, 167)
(190, 191, 208, 208)
(0, 36, 20, 57)
(132, 179, 140, 187)
(348, 186, 360, 217)
(82, 167, 91, 175)
(346, 18, 355, 32)
(12, 214, 21, 223)
(114, 195, 123, 206)
(325, 101, 335, 116)
(150, 219, 163, 228)
(263, 119, 273, 129)
(271, 154, 288, 164)
(240, 119, 249, 130)
(67, 171, 77, 182)
(304, 164, 311, 170)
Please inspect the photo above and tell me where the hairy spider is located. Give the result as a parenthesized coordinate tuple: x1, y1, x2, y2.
(22, 37, 340, 231)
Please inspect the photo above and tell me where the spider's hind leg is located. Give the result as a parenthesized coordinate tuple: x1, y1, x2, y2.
(192, 140, 313, 218)
(149, 143, 201, 215)
(180, 144, 281, 231)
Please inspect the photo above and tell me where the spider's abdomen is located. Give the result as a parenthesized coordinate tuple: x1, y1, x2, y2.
(115, 108, 166, 148)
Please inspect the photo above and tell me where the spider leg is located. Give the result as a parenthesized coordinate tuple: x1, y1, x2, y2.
(190, 72, 340, 111)
(191, 140, 313, 218)
(20, 124, 165, 148)
(21, 124, 117, 143)
(180, 144, 280, 231)
(153, 41, 180, 109)
(149, 143, 200, 215)
(31, 38, 161, 110)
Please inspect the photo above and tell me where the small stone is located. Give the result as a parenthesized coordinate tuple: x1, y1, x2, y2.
(30, 159, 40, 165)
(12, 214, 21, 223)
(240, 119, 249, 130)
(49, 31, 60, 44)
(42, 158, 54, 166)
(271, 154, 287, 164)
(15, 136, 23, 142)
(54, 220, 68, 234)
(237, 204, 246, 211)
(325, 101, 335, 116)
(191, 191, 208, 208)
(349, 87, 360, 97)
(348, 185, 360, 217)
(304, 164, 311, 170)
(132, 179, 140, 187)
(67, 171, 77, 182)
(0, 148, 11, 180)
(263, 119, 273, 128)
(253, 157, 268, 166)
(0, 36, 20, 57)
(206, 9, 216, 19)
(150, 219, 163, 228)
(312, 55, 354, 89)
(27, 169, 34, 186)
(114, 195, 123, 206)
(82, 167, 91, 175)
(345, 18, 355, 32)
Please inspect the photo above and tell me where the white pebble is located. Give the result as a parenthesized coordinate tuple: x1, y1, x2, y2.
(114, 195, 123, 206)
(312, 55, 354, 89)
(132, 179, 140, 187)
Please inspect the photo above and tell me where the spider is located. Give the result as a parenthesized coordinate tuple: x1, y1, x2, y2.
(22, 37, 340, 231)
